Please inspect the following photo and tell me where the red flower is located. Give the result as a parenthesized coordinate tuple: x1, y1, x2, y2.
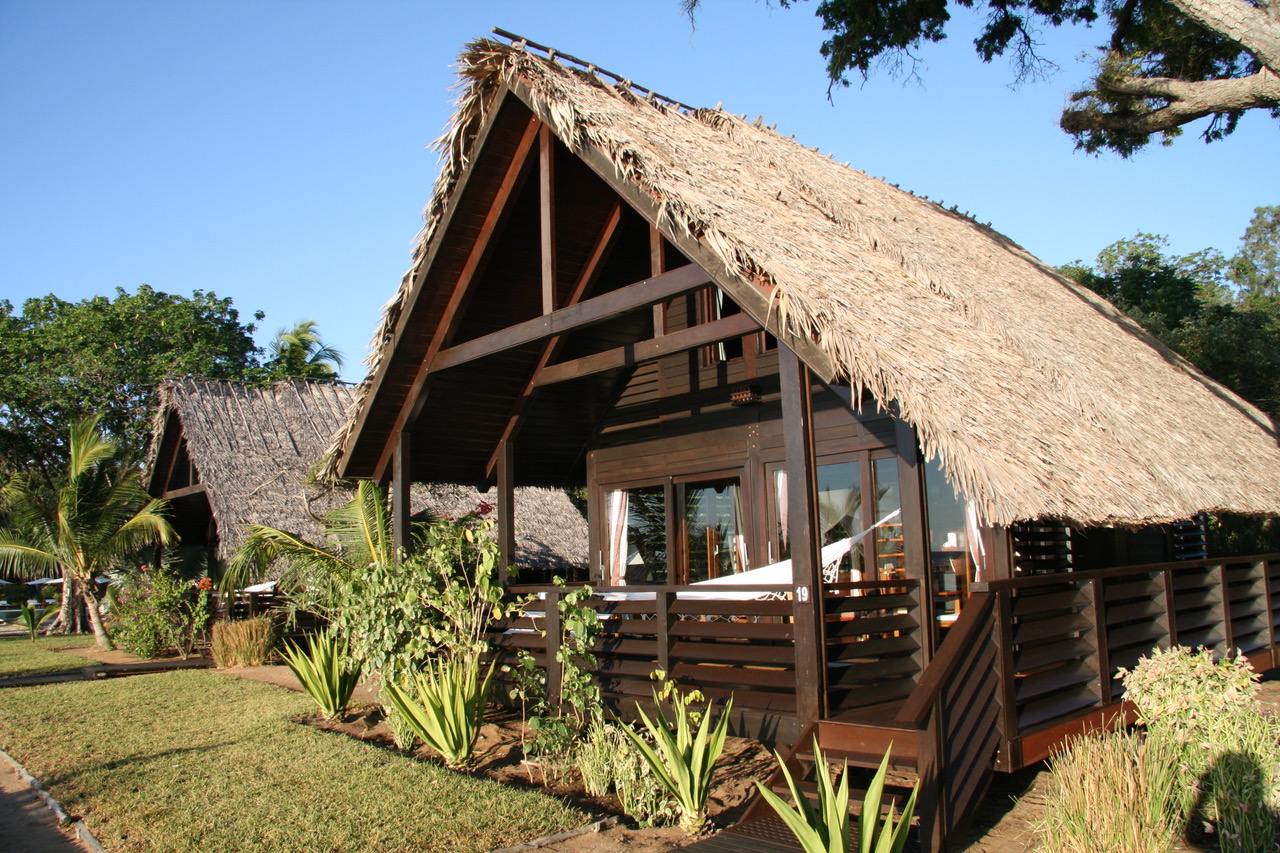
(475, 500, 494, 517)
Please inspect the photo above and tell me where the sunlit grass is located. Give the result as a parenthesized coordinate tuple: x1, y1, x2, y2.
(0, 635, 94, 678)
(0, 670, 582, 852)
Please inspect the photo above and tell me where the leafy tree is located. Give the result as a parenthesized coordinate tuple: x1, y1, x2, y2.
(259, 319, 343, 381)
(1060, 210, 1280, 418)
(684, 0, 1280, 156)
(1231, 204, 1280, 303)
(0, 286, 263, 483)
(0, 416, 175, 649)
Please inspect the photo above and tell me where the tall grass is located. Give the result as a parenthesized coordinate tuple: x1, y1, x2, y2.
(210, 616, 276, 667)
(1038, 728, 1186, 853)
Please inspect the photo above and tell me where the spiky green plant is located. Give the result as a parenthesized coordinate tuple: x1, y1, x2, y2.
(381, 654, 496, 769)
(16, 601, 59, 641)
(755, 741, 916, 853)
(279, 630, 362, 719)
(857, 747, 917, 853)
(620, 687, 732, 835)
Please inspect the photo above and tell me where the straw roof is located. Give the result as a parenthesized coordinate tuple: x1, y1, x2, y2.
(328, 35, 1280, 528)
(148, 378, 587, 568)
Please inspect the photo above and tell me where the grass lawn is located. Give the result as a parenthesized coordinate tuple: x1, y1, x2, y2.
(0, 635, 95, 677)
(0, 670, 584, 852)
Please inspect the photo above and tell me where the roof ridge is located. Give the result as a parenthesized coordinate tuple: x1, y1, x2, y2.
(490, 27, 696, 113)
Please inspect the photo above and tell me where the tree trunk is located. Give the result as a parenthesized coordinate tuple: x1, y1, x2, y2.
(81, 585, 114, 651)
(45, 568, 85, 635)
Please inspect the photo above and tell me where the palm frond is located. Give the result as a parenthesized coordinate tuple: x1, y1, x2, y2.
(0, 536, 60, 579)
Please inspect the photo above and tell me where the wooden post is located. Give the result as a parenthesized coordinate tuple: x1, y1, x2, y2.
(1217, 563, 1233, 655)
(1086, 577, 1111, 706)
(993, 589, 1021, 771)
(496, 440, 516, 585)
(1262, 560, 1278, 668)
(649, 225, 666, 338)
(656, 590, 675, 676)
(392, 430, 412, 559)
(545, 589, 563, 709)
(539, 125, 556, 316)
(894, 419, 930, 662)
(1162, 567, 1180, 648)
(779, 344, 825, 724)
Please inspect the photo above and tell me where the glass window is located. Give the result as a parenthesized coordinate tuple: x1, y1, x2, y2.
(871, 457, 904, 581)
(774, 460, 869, 579)
(683, 479, 742, 582)
(606, 485, 668, 584)
(923, 456, 971, 625)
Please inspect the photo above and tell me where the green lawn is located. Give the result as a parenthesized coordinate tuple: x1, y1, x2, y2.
(0, 635, 95, 677)
(0, 670, 583, 852)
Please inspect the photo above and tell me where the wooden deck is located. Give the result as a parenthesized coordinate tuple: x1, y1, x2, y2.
(494, 552, 1280, 852)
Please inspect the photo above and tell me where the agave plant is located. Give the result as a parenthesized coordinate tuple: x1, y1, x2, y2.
(279, 629, 362, 719)
(381, 653, 496, 769)
(621, 687, 733, 835)
(756, 742, 916, 853)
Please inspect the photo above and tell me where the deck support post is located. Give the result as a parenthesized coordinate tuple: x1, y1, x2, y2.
(779, 344, 825, 724)
(496, 440, 516, 585)
(392, 430, 412, 559)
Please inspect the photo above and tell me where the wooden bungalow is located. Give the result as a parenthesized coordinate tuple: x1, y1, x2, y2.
(321, 33, 1280, 850)
(146, 378, 588, 578)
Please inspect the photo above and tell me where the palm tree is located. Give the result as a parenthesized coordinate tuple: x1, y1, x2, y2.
(264, 319, 344, 380)
(0, 416, 175, 649)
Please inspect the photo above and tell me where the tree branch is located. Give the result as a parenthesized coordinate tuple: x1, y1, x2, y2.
(1169, 0, 1280, 70)
(1062, 67, 1280, 136)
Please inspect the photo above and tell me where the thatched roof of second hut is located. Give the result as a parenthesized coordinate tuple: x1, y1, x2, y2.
(148, 378, 587, 569)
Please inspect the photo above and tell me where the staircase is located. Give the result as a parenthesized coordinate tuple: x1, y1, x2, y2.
(739, 592, 1004, 853)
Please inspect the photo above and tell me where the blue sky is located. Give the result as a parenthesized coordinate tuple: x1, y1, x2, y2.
(2, 0, 1276, 382)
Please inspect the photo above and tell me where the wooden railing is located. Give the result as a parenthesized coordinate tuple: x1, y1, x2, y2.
(489, 584, 799, 737)
(824, 579, 925, 714)
(974, 553, 1280, 768)
(895, 591, 1001, 851)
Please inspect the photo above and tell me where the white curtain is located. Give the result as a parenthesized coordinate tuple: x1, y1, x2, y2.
(606, 490, 629, 585)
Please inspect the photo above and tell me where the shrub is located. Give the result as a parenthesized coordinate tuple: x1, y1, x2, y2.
(381, 654, 496, 769)
(280, 630, 362, 719)
(1037, 728, 1185, 853)
(210, 616, 277, 667)
(110, 567, 211, 659)
(1119, 646, 1280, 850)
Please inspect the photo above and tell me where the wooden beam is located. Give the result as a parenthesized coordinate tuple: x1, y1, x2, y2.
(337, 86, 521, 480)
(496, 440, 516, 585)
(504, 78, 837, 382)
(159, 483, 207, 501)
(650, 225, 666, 337)
(540, 125, 556, 316)
(532, 312, 760, 387)
(894, 418, 931, 660)
(371, 113, 542, 483)
(429, 262, 711, 374)
(484, 202, 624, 480)
(392, 430, 412, 559)
(780, 344, 826, 724)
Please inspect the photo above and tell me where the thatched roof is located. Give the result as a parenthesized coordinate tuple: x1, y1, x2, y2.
(148, 378, 587, 568)
(327, 35, 1280, 528)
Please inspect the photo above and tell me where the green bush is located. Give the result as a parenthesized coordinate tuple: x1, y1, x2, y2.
(109, 568, 211, 659)
(210, 616, 276, 667)
(1118, 646, 1280, 852)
